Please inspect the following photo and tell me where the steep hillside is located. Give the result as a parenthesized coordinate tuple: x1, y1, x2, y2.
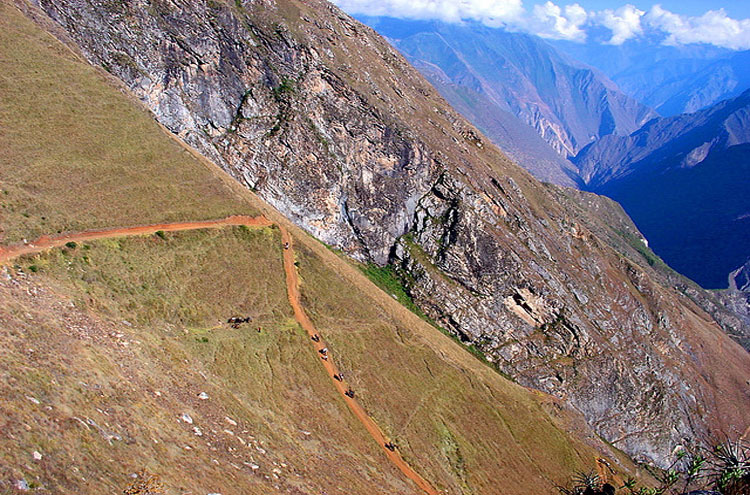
(0, 2, 257, 244)
(23, 0, 750, 468)
(545, 184, 750, 351)
(0, 2, 644, 494)
(359, 17, 656, 161)
(575, 90, 750, 289)
(717, 260, 750, 349)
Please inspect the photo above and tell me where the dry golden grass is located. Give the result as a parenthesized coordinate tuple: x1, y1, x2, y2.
(0, 227, 416, 494)
(0, 1, 256, 244)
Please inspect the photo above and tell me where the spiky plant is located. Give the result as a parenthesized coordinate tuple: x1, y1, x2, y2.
(707, 438, 750, 495)
(573, 471, 603, 493)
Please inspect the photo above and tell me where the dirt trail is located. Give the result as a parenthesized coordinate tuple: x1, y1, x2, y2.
(0, 216, 439, 494)
(279, 227, 440, 495)
(0, 215, 272, 264)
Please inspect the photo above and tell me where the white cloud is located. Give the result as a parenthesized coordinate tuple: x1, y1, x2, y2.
(645, 5, 750, 50)
(531, 2, 589, 41)
(332, 0, 525, 25)
(596, 4, 644, 45)
(332, 0, 750, 50)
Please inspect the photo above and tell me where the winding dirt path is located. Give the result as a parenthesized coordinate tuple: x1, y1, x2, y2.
(279, 227, 440, 495)
(0, 216, 439, 495)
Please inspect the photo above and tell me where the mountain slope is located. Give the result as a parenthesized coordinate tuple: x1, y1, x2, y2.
(654, 50, 750, 116)
(575, 90, 750, 289)
(358, 17, 656, 161)
(0, 3, 640, 493)
(27, 0, 750, 468)
(0, 6, 260, 245)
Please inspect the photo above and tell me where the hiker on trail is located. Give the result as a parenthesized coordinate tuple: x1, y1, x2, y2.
(334, 374, 342, 381)
(311, 334, 320, 342)
(257, 327, 262, 333)
(284, 242, 289, 250)
(384, 442, 396, 451)
(319, 347, 328, 355)
(345, 389, 354, 398)
(321, 355, 328, 361)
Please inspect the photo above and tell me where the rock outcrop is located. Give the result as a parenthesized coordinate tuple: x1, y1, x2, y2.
(28, 0, 750, 466)
(715, 260, 750, 349)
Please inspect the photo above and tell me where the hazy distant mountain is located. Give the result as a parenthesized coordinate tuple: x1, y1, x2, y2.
(405, 52, 581, 187)
(552, 39, 750, 117)
(655, 51, 750, 115)
(576, 90, 750, 288)
(359, 17, 655, 174)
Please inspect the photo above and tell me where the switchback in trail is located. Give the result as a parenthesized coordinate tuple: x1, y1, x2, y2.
(0, 215, 439, 495)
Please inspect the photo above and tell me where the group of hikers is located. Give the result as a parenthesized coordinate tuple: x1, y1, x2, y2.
(227, 322, 398, 452)
(311, 334, 397, 452)
(227, 315, 252, 329)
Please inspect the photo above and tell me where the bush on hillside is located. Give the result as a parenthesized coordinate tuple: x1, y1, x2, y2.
(122, 470, 163, 495)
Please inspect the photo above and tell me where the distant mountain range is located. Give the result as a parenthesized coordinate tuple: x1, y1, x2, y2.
(358, 17, 655, 185)
(576, 89, 750, 289)
(552, 39, 750, 117)
(360, 17, 750, 290)
(412, 62, 580, 186)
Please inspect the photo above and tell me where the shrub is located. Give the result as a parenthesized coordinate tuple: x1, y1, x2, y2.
(123, 470, 164, 495)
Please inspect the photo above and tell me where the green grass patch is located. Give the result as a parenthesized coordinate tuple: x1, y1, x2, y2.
(617, 230, 667, 268)
(19, 226, 289, 327)
(360, 263, 422, 315)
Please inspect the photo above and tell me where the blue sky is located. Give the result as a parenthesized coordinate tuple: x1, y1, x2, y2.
(572, 1, 750, 17)
(333, 0, 750, 49)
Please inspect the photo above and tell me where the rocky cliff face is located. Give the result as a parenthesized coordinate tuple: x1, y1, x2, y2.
(717, 260, 750, 349)
(29, 0, 750, 466)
